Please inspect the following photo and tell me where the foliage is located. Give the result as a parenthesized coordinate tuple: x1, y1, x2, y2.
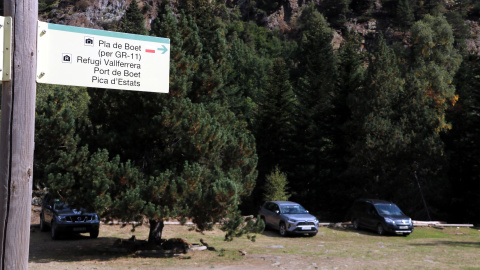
(321, 0, 351, 27)
(396, 0, 416, 29)
(263, 166, 290, 201)
(77, 1, 257, 243)
(350, 0, 375, 14)
(33, 0, 480, 231)
(348, 35, 407, 198)
(221, 214, 265, 242)
(35, 85, 90, 189)
(291, 5, 339, 208)
(38, 0, 57, 13)
(254, 58, 296, 200)
(346, 16, 461, 219)
(118, 0, 147, 35)
(444, 54, 480, 223)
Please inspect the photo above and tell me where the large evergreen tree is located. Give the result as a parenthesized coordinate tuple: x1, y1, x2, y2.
(71, 1, 258, 243)
(291, 5, 339, 211)
(348, 35, 407, 198)
(253, 58, 296, 205)
(34, 86, 90, 189)
(118, 0, 147, 35)
(347, 16, 461, 219)
(445, 54, 480, 223)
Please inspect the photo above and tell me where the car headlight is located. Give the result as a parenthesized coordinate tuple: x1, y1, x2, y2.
(385, 218, 395, 224)
(93, 214, 99, 221)
(57, 216, 66, 222)
(288, 219, 297, 223)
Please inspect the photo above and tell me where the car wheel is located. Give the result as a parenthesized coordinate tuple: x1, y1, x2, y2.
(40, 214, 47, 232)
(51, 220, 59, 240)
(90, 229, 99, 239)
(377, 224, 385, 235)
(353, 219, 360, 230)
(261, 217, 268, 231)
(279, 222, 288, 237)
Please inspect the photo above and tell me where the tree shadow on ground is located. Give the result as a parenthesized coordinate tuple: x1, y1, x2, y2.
(29, 225, 129, 263)
(327, 226, 409, 238)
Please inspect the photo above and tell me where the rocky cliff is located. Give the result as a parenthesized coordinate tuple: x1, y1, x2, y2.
(39, 0, 480, 53)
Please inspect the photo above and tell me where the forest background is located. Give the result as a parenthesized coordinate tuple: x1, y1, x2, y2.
(1, 0, 480, 242)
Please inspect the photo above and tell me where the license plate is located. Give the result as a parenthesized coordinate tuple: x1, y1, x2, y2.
(73, 227, 86, 232)
(399, 226, 409, 229)
(301, 226, 312, 231)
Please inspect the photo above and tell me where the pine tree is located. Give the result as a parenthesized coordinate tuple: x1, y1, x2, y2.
(254, 58, 296, 204)
(349, 35, 406, 198)
(398, 15, 462, 219)
(283, 5, 346, 214)
(396, 0, 416, 29)
(263, 166, 290, 202)
(324, 32, 366, 218)
(408, 15, 462, 138)
(82, 2, 258, 243)
(175, 0, 230, 103)
(292, 5, 338, 202)
(34, 85, 90, 189)
(415, 0, 443, 18)
(445, 54, 480, 223)
(321, 0, 351, 27)
(118, 0, 146, 35)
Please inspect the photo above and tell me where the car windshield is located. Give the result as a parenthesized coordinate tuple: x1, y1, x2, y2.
(280, 205, 308, 214)
(54, 201, 71, 211)
(375, 204, 403, 216)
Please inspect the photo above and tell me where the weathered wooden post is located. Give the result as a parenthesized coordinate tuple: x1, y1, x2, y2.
(0, 0, 38, 269)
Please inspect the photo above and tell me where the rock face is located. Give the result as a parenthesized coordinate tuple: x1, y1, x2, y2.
(40, 0, 162, 30)
(466, 20, 480, 54)
(264, 0, 304, 31)
(41, 0, 480, 54)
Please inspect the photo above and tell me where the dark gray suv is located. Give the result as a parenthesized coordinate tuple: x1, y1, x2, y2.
(40, 194, 100, 240)
(259, 201, 319, 236)
(350, 199, 413, 236)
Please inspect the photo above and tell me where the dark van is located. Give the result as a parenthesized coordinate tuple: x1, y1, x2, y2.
(350, 199, 413, 236)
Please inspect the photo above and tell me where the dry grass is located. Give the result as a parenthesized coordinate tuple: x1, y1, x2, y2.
(28, 217, 480, 270)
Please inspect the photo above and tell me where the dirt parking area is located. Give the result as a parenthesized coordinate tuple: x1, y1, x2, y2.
(28, 207, 480, 269)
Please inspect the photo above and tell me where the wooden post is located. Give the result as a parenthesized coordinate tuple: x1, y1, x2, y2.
(0, 0, 38, 269)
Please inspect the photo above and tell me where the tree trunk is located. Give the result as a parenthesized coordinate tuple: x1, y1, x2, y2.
(148, 219, 164, 245)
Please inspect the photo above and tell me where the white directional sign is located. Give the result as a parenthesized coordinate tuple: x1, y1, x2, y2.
(37, 22, 170, 93)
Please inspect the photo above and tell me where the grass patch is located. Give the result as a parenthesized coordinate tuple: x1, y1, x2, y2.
(29, 224, 480, 269)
